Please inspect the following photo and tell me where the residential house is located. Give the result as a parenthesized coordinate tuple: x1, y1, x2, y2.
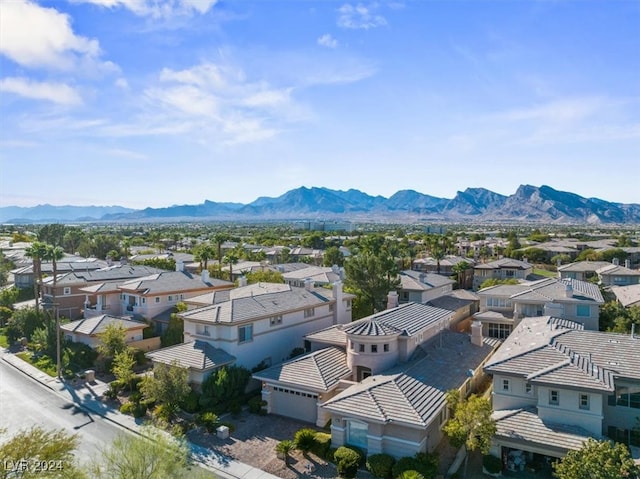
(472, 258, 533, 291)
(39, 264, 164, 320)
(596, 260, 640, 287)
(397, 270, 455, 304)
(484, 316, 640, 462)
(474, 277, 604, 338)
(611, 284, 640, 308)
(255, 299, 499, 458)
(280, 265, 343, 288)
(146, 282, 354, 385)
(411, 255, 474, 276)
(557, 261, 611, 282)
(60, 314, 147, 348)
(12, 258, 106, 289)
(427, 289, 480, 331)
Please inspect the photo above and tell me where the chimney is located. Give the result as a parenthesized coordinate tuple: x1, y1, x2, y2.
(106, 257, 113, 267)
(332, 281, 343, 301)
(120, 256, 128, 266)
(419, 273, 426, 283)
(202, 270, 210, 283)
(564, 283, 573, 298)
(176, 260, 184, 272)
(238, 275, 248, 287)
(624, 259, 631, 269)
(332, 264, 340, 275)
(471, 321, 483, 347)
(612, 257, 619, 266)
(304, 278, 313, 291)
(632, 323, 636, 339)
(523, 257, 528, 264)
(386, 291, 399, 310)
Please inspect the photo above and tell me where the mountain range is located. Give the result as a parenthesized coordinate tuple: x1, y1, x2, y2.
(2, 185, 640, 224)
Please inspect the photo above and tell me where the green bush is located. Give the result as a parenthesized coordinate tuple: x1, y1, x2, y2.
(482, 454, 502, 474)
(180, 389, 201, 413)
(334, 446, 363, 478)
(367, 453, 396, 478)
(247, 396, 266, 415)
(326, 447, 337, 463)
(120, 401, 146, 418)
(294, 428, 318, 452)
(312, 432, 332, 459)
(397, 471, 425, 479)
(391, 453, 438, 479)
(197, 411, 220, 433)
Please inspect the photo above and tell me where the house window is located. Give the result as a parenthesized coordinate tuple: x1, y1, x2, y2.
(350, 341, 355, 350)
(371, 344, 378, 353)
(304, 308, 315, 318)
(269, 315, 283, 326)
(525, 383, 533, 395)
(329, 303, 335, 312)
(63, 287, 71, 295)
(346, 300, 352, 309)
(549, 390, 559, 406)
(502, 379, 510, 391)
(346, 420, 368, 449)
(576, 305, 590, 317)
(488, 323, 511, 339)
(168, 295, 173, 302)
(579, 394, 590, 410)
(141, 298, 146, 304)
(238, 324, 253, 343)
(383, 344, 389, 352)
(155, 297, 160, 303)
(505, 270, 515, 277)
(359, 344, 365, 353)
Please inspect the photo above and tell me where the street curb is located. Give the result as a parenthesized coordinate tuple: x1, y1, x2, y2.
(1, 350, 277, 479)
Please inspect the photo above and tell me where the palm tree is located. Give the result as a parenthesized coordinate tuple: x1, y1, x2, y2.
(24, 241, 48, 313)
(212, 233, 229, 275)
(194, 243, 215, 271)
(45, 244, 65, 379)
(222, 252, 240, 282)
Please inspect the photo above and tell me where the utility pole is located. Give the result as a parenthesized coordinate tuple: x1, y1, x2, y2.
(56, 305, 61, 379)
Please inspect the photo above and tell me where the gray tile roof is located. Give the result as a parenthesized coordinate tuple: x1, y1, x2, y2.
(475, 258, 531, 270)
(60, 315, 147, 335)
(427, 290, 479, 312)
(485, 316, 640, 390)
(481, 278, 604, 304)
(611, 284, 640, 307)
(118, 271, 230, 294)
(343, 303, 453, 337)
(282, 266, 341, 284)
(557, 261, 611, 273)
(399, 270, 455, 290)
(322, 331, 498, 427)
(179, 285, 332, 324)
(596, 264, 640, 276)
(253, 347, 351, 391)
(493, 408, 604, 452)
(54, 265, 164, 286)
(146, 340, 235, 371)
(304, 325, 348, 346)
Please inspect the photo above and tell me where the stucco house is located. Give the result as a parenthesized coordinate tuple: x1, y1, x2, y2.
(484, 316, 640, 462)
(611, 284, 640, 308)
(596, 260, 640, 287)
(146, 281, 354, 385)
(60, 314, 148, 348)
(557, 261, 611, 282)
(474, 277, 604, 338)
(472, 258, 533, 291)
(397, 270, 455, 304)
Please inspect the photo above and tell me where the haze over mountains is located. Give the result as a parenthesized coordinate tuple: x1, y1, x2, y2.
(2, 185, 640, 224)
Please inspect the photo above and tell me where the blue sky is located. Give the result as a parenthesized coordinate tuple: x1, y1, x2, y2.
(1, 0, 639, 209)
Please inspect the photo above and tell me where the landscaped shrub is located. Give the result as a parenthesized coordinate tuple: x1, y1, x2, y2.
(391, 452, 438, 479)
(153, 403, 173, 422)
(294, 428, 318, 452)
(397, 471, 425, 479)
(199, 365, 251, 413)
(247, 396, 266, 415)
(312, 432, 332, 459)
(366, 453, 396, 479)
(197, 411, 220, 433)
(275, 440, 295, 465)
(334, 446, 363, 478)
(482, 454, 502, 474)
(120, 401, 147, 418)
(180, 390, 201, 413)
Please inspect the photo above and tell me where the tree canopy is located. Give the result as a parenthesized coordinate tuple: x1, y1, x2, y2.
(552, 439, 639, 479)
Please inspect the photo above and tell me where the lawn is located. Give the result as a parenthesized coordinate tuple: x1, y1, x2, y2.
(533, 268, 556, 278)
(0, 329, 8, 348)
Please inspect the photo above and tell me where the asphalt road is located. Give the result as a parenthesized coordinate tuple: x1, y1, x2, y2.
(0, 357, 123, 467)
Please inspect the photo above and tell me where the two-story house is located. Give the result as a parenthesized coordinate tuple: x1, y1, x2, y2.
(472, 258, 533, 290)
(557, 261, 611, 282)
(596, 260, 640, 287)
(147, 281, 354, 389)
(474, 277, 604, 338)
(484, 316, 640, 463)
(254, 298, 500, 457)
(397, 270, 455, 304)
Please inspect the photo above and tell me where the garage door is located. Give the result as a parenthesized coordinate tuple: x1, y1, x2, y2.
(271, 386, 318, 423)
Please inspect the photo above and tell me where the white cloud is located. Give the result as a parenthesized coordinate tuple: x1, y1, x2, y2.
(115, 78, 129, 89)
(337, 3, 387, 30)
(318, 34, 338, 49)
(0, 77, 82, 105)
(73, 0, 218, 19)
(500, 97, 606, 124)
(0, 0, 113, 73)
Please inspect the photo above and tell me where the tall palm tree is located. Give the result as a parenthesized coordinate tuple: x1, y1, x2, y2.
(24, 241, 48, 313)
(212, 233, 229, 275)
(45, 245, 65, 317)
(222, 252, 240, 282)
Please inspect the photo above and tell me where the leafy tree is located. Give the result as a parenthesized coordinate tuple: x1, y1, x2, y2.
(199, 365, 251, 412)
(443, 393, 496, 478)
(520, 247, 547, 264)
(112, 349, 137, 391)
(62, 228, 85, 255)
(161, 304, 186, 347)
(552, 438, 639, 479)
(97, 323, 127, 359)
(133, 258, 175, 271)
(91, 427, 213, 479)
(599, 302, 640, 334)
(576, 248, 599, 262)
(6, 307, 45, 343)
(323, 246, 345, 267)
(0, 426, 86, 479)
(245, 270, 284, 284)
(0, 286, 19, 308)
(344, 251, 401, 315)
(140, 362, 191, 417)
(37, 224, 67, 248)
(597, 248, 628, 264)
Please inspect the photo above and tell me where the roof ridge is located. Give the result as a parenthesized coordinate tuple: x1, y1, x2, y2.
(526, 356, 571, 380)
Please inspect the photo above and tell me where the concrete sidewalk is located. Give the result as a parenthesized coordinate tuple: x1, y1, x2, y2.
(1, 350, 281, 479)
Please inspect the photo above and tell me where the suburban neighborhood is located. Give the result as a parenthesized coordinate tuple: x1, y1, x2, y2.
(1, 223, 639, 478)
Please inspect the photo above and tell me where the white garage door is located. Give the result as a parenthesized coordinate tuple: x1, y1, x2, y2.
(271, 386, 318, 423)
